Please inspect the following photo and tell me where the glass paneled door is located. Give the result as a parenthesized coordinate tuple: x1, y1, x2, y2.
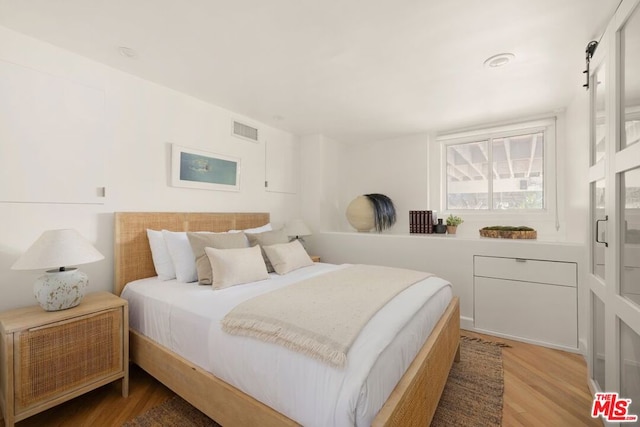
(588, 3, 640, 426)
(588, 50, 609, 396)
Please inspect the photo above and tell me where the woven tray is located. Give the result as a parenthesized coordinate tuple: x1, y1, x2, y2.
(479, 229, 537, 239)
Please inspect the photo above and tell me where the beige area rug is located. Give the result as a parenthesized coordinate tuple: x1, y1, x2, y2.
(122, 395, 220, 427)
(431, 335, 507, 426)
(123, 336, 505, 427)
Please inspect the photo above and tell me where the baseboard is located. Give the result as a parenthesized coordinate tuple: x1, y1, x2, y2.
(463, 326, 581, 353)
(579, 338, 588, 357)
(460, 316, 474, 331)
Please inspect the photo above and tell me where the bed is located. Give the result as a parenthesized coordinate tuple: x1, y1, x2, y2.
(114, 212, 460, 426)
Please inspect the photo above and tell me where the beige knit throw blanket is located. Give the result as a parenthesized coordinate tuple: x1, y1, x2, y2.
(221, 265, 432, 368)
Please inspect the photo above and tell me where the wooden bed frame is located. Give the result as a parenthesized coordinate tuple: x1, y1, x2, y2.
(114, 212, 460, 427)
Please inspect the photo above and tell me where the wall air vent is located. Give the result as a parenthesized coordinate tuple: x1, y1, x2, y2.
(232, 120, 259, 142)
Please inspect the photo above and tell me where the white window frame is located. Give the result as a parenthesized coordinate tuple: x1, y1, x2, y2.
(437, 118, 557, 219)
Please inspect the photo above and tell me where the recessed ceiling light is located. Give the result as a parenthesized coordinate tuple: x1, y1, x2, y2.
(484, 53, 515, 68)
(118, 46, 138, 59)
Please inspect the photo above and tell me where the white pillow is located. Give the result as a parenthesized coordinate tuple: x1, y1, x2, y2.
(187, 231, 249, 285)
(162, 230, 198, 283)
(205, 245, 269, 289)
(262, 240, 314, 275)
(229, 223, 272, 234)
(146, 229, 176, 280)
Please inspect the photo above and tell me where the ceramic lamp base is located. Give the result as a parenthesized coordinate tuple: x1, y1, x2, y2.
(34, 268, 88, 311)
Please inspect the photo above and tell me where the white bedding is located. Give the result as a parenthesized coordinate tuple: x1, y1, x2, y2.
(122, 262, 453, 427)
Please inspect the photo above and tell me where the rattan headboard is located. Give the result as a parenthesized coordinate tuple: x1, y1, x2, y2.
(113, 212, 270, 295)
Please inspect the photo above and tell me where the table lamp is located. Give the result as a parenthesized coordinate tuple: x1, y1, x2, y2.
(285, 219, 312, 243)
(11, 229, 104, 311)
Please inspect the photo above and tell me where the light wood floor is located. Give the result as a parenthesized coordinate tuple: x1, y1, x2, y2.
(463, 331, 601, 427)
(4, 331, 601, 427)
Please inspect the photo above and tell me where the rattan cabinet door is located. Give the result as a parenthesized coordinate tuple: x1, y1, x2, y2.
(13, 308, 123, 414)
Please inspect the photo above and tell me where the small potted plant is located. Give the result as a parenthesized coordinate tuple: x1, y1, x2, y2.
(446, 214, 463, 234)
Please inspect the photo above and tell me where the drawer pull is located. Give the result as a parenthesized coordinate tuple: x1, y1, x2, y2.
(595, 215, 608, 247)
(515, 258, 527, 263)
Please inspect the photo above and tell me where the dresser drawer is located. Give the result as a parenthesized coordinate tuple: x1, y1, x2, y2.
(474, 256, 577, 287)
(14, 308, 123, 414)
(474, 276, 578, 348)
(0, 292, 128, 427)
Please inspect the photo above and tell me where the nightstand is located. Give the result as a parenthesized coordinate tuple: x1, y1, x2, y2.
(0, 292, 128, 427)
(310, 255, 321, 262)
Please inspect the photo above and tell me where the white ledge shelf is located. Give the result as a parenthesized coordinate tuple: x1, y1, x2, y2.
(318, 230, 580, 245)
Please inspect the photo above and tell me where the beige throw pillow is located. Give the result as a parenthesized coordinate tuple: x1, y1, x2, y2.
(263, 240, 314, 275)
(205, 245, 269, 289)
(246, 229, 289, 272)
(187, 232, 248, 285)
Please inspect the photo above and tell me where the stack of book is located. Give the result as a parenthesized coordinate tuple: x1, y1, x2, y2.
(409, 210, 434, 234)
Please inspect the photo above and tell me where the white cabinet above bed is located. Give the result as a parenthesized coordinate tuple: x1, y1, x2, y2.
(473, 255, 578, 351)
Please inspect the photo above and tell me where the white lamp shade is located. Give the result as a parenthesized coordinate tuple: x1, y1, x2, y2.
(11, 229, 104, 271)
(285, 219, 312, 237)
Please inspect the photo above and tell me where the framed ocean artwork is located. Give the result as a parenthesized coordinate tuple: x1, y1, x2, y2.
(171, 144, 240, 192)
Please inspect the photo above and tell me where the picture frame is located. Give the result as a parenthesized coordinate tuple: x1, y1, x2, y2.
(171, 144, 241, 192)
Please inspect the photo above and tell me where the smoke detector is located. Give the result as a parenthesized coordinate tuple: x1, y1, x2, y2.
(484, 53, 515, 68)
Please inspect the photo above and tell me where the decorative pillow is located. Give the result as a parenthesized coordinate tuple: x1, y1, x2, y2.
(146, 229, 176, 280)
(263, 240, 314, 275)
(162, 230, 198, 283)
(229, 223, 272, 234)
(246, 228, 289, 272)
(187, 232, 249, 285)
(205, 245, 269, 289)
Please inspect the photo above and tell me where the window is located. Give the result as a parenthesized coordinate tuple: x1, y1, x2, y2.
(440, 120, 553, 211)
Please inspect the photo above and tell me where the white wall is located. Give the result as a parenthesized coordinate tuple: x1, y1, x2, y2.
(342, 134, 431, 233)
(300, 133, 431, 234)
(0, 26, 301, 312)
(300, 134, 346, 233)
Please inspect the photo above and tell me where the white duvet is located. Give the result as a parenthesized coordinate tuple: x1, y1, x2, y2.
(122, 263, 452, 427)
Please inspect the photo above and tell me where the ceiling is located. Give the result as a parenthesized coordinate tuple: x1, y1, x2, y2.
(0, 0, 621, 143)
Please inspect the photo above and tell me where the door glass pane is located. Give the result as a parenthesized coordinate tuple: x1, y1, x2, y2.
(622, 5, 640, 149)
(593, 180, 606, 280)
(491, 132, 544, 209)
(593, 293, 606, 389)
(446, 140, 489, 209)
(620, 320, 640, 418)
(593, 68, 607, 163)
(622, 167, 640, 308)
(592, 67, 606, 165)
